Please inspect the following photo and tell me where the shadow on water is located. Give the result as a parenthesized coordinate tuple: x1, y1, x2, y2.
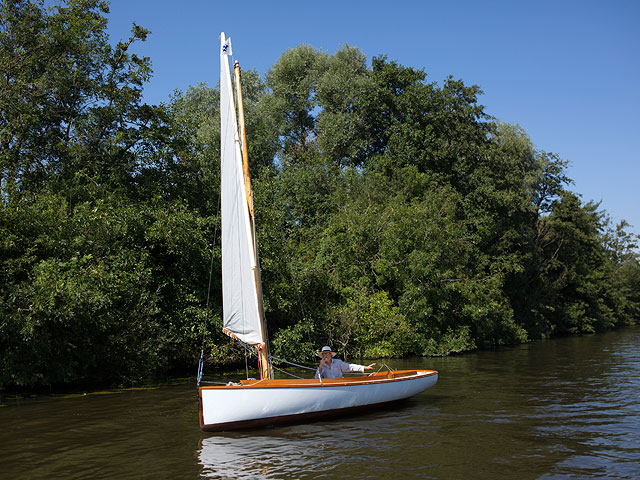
(1, 327, 639, 479)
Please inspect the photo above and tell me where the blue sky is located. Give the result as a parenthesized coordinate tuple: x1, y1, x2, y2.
(106, 0, 640, 236)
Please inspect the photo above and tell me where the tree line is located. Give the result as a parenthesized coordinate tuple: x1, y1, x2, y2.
(1, 0, 638, 389)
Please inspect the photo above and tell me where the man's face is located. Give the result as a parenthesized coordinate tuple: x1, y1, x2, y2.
(321, 352, 333, 362)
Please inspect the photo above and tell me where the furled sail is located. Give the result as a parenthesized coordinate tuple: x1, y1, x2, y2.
(219, 32, 264, 346)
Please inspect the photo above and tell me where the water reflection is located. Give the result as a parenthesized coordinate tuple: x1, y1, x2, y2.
(197, 404, 441, 479)
(198, 431, 331, 479)
(528, 330, 640, 479)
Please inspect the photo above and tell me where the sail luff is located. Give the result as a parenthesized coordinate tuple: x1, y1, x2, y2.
(219, 32, 264, 347)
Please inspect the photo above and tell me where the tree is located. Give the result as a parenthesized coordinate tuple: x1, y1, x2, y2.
(0, 0, 158, 203)
(535, 193, 616, 333)
(0, 0, 197, 389)
(264, 45, 327, 158)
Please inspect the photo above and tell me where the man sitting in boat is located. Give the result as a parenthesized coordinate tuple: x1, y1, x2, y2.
(315, 346, 376, 379)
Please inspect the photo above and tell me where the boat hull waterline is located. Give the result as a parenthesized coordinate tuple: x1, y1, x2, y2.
(199, 369, 438, 431)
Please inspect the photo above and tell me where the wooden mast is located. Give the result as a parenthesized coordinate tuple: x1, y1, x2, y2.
(233, 61, 253, 217)
(233, 61, 272, 380)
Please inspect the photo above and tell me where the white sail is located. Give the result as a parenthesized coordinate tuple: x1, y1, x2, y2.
(219, 32, 264, 346)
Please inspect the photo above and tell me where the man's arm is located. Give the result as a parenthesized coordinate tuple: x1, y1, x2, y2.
(337, 359, 375, 374)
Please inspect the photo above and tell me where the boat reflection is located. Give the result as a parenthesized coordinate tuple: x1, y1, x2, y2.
(198, 431, 322, 479)
(197, 403, 439, 479)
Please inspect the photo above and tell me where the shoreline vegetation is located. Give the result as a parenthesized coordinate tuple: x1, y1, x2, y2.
(3, 326, 639, 398)
(2, 1, 639, 392)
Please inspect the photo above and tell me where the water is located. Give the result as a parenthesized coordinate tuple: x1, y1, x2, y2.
(1, 328, 639, 479)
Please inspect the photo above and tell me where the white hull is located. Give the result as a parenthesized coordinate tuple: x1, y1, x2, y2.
(199, 370, 438, 431)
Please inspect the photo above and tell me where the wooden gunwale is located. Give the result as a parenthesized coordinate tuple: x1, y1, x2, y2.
(199, 370, 437, 390)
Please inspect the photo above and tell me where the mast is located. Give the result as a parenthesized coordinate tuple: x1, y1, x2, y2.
(234, 61, 253, 217)
(233, 61, 272, 380)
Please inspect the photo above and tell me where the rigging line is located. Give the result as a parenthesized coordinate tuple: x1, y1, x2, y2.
(372, 362, 394, 374)
(271, 363, 304, 379)
(204, 194, 221, 316)
(200, 53, 234, 380)
(269, 355, 317, 371)
(245, 349, 249, 380)
(197, 190, 221, 387)
(234, 336, 255, 380)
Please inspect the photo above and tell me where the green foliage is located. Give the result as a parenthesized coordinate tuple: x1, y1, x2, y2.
(0, 193, 214, 388)
(327, 289, 418, 360)
(533, 193, 630, 334)
(422, 325, 476, 356)
(270, 319, 316, 364)
(265, 44, 328, 156)
(1, 3, 638, 390)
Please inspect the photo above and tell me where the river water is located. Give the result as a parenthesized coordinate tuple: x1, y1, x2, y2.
(1, 327, 639, 479)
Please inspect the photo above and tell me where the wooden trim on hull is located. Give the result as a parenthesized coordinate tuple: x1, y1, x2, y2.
(199, 370, 437, 390)
(198, 369, 438, 432)
(200, 397, 409, 432)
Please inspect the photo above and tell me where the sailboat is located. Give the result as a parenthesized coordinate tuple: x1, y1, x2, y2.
(197, 33, 438, 432)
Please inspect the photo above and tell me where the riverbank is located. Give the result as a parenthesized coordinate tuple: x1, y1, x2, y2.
(2, 326, 637, 399)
